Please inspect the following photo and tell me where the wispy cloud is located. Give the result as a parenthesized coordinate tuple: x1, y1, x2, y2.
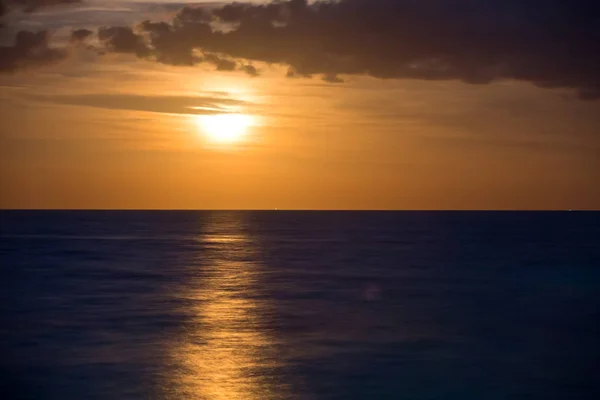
(28, 93, 252, 115)
(1, 0, 82, 14)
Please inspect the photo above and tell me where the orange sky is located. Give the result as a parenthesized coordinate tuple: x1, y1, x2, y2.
(1, 59, 598, 209)
(1, 2, 600, 209)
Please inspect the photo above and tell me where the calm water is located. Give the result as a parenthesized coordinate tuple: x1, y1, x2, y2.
(1, 211, 599, 399)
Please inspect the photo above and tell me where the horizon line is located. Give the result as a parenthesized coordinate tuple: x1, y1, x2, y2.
(0, 209, 595, 212)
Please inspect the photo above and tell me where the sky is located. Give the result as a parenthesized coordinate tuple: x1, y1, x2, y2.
(0, 0, 599, 210)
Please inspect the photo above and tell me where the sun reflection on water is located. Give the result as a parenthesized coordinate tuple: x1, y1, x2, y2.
(163, 213, 284, 400)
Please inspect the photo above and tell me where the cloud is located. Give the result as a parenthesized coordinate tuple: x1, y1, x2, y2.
(70, 28, 92, 43)
(322, 73, 343, 83)
(137, 19, 202, 65)
(2, 0, 81, 14)
(0, 30, 66, 72)
(29, 93, 251, 115)
(204, 52, 237, 71)
(0, 1, 84, 72)
(2, 0, 599, 99)
(90, 0, 600, 99)
(98, 26, 150, 57)
(3, 1, 188, 33)
(240, 63, 259, 77)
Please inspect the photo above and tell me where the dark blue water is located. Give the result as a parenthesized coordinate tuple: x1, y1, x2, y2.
(1, 211, 599, 399)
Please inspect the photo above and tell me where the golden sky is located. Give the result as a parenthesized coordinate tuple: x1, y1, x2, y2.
(1, 0, 599, 209)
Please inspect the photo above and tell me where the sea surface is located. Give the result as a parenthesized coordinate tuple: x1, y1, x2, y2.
(1, 211, 599, 400)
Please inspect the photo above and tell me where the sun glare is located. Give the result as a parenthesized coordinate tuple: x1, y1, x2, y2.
(197, 113, 254, 144)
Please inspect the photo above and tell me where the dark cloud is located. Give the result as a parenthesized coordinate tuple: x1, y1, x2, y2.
(98, 26, 150, 57)
(213, 1, 287, 24)
(138, 20, 201, 66)
(3, 0, 81, 13)
(240, 63, 259, 77)
(204, 52, 236, 71)
(175, 4, 212, 24)
(70, 28, 92, 43)
(322, 73, 343, 83)
(0, 30, 66, 72)
(93, 0, 600, 99)
(30, 93, 251, 115)
(2, 0, 598, 99)
(136, 7, 216, 66)
(286, 67, 311, 79)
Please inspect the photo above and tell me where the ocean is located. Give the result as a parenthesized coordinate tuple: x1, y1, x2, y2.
(1, 211, 599, 399)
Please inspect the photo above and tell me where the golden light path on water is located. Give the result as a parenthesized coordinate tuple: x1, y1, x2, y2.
(163, 213, 286, 399)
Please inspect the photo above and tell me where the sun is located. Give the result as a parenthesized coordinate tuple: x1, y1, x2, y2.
(197, 113, 254, 144)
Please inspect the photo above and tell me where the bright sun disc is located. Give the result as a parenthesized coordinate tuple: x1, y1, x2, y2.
(197, 113, 253, 143)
